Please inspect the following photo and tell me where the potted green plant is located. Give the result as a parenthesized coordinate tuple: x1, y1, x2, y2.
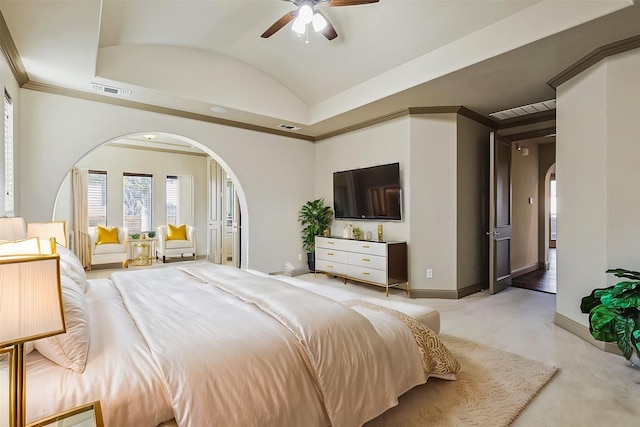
(581, 268, 640, 365)
(298, 198, 333, 271)
(130, 232, 140, 240)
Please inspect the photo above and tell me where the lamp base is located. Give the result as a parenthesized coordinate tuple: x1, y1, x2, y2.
(10, 342, 26, 427)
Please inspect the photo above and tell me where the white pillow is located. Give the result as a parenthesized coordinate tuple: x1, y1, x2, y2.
(56, 244, 89, 293)
(34, 275, 90, 373)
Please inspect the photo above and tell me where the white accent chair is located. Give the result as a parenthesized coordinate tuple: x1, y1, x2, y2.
(156, 225, 196, 263)
(87, 226, 128, 269)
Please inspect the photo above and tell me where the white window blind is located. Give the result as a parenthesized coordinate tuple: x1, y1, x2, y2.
(166, 176, 177, 225)
(3, 90, 14, 216)
(88, 170, 107, 226)
(123, 173, 153, 233)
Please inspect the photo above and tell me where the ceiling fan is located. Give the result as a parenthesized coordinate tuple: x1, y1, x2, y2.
(261, 0, 379, 41)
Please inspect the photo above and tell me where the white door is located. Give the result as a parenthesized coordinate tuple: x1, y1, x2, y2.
(207, 159, 224, 264)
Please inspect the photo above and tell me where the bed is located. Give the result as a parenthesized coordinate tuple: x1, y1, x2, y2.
(1, 247, 460, 427)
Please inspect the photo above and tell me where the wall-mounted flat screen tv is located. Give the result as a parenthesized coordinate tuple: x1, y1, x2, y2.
(333, 162, 402, 220)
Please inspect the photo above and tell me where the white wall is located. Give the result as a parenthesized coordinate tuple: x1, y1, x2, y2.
(314, 116, 411, 244)
(55, 145, 208, 255)
(18, 90, 315, 273)
(555, 49, 640, 325)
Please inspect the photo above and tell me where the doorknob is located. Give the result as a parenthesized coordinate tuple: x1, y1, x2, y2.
(486, 231, 501, 237)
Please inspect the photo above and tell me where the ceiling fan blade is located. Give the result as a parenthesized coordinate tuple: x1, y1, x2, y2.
(316, 10, 338, 40)
(261, 11, 296, 38)
(327, 0, 379, 6)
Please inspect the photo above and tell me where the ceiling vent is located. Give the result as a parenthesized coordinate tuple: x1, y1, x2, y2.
(277, 123, 302, 131)
(90, 83, 132, 97)
(490, 99, 556, 121)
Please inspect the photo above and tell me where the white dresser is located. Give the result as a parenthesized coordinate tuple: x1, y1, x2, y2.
(315, 236, 408, 296)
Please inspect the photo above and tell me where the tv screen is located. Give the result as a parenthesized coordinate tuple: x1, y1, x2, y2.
(333, 162, 402, 220)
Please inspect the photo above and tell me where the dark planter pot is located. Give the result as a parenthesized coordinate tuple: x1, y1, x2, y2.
(307, 252, 315, 272)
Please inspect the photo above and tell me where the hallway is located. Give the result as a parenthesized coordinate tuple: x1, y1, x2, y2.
(512, 249, 556, 294)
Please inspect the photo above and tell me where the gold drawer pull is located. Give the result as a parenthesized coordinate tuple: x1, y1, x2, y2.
(362, 272, 370, 275)
(327, 253, 334, 256)
(362, 245, 370, 248)
(327, 265, 334, 268)
(328, 241, 335, 245)
(362, 258, 370, 262)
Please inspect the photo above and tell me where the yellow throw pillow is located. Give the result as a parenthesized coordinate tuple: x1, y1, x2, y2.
(96, 226, 119, 245)
(167, 224, 187, 240)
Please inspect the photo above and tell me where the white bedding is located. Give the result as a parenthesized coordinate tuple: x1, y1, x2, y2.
(23, 279, 174, 426)
(2, 263, 459, 427)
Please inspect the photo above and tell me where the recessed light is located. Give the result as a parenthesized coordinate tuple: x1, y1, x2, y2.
(211, 106, 227, 114)
(143, 134, 157, 140)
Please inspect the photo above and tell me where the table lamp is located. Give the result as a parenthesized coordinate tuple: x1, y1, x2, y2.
(0, 254, 65, 427)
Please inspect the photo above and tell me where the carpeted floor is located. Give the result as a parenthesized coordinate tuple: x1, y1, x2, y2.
(366, 335, 558, 427)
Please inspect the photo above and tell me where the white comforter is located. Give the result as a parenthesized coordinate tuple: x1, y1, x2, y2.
(21, 279, 174, 426)
(110, 264, 444, 427)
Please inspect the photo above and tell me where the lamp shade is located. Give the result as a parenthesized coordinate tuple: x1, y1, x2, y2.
(0, 255, 65, 348)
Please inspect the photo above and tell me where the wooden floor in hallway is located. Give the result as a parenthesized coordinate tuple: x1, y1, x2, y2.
(512, 248, 556, 294)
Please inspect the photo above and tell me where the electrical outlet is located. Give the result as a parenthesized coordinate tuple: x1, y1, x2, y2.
(297, 253, 302, 261)
(426, 269, 433, 279)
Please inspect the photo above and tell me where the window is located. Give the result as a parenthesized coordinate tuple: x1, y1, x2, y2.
(2, 89, 14, 216)
(88, 170, 107, 226)
(166, 176, 177, 225)
(123, 173, 152, 233)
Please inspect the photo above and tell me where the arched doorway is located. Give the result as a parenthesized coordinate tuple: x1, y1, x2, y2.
(52, 132, 247, 269)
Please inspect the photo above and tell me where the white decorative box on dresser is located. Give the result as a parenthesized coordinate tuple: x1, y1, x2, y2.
(315, 236, 408, 296)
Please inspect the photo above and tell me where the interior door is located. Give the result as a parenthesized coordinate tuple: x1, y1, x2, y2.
(488, 132, 512, 294)
(207, 159, 224, 264)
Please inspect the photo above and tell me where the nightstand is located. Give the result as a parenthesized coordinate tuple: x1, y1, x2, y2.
(27, 401, 104, 427)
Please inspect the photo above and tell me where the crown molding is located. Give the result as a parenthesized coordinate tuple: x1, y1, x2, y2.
(500, 126, 556, 142)
(548, 33, 640, 89)
(0, 11, 29, 86)
(22, 81, 316, 142)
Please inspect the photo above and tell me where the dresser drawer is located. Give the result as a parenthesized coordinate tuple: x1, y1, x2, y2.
(347, 265, 387, 285)
(315, 237, 349, 251)
(347, 240, 387, 256)
(316, 259, 348, 276)
(348, 252, 387, 270)
(316, 247, 349, 264)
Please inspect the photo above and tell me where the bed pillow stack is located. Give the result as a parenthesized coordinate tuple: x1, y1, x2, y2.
(34, 245, 90, 372)
(56, 244, 89, 293)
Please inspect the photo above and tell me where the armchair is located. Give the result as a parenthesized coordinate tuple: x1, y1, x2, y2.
(156, 224, 196, 263)
(87, 226, 128, 269)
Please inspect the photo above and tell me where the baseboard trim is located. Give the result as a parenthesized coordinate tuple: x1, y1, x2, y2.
(538, 261, 550, 270)
(511, 263, 539, 278)
(410, 282, 483, 299)
(554, 312, 622, 356)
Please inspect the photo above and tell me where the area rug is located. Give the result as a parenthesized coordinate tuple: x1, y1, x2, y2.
(366, 335, 558, 427)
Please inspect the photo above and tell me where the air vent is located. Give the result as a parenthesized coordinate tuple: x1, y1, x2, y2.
(277, 123, 301, 131)
(90, 83, 132, 97)
(490, 99, 556, 121)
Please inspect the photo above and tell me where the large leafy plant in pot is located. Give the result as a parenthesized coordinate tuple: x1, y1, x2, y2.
(580, 268, 640, 364)
(298, 198, 333, 271)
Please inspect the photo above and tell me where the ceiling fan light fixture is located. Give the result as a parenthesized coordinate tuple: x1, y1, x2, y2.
(291, 17, 306, 34)
(312, 12, 327, 32)
(298, 4, 314, 24)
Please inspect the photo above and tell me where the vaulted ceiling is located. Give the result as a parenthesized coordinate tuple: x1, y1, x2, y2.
(2, 0, 639, 140)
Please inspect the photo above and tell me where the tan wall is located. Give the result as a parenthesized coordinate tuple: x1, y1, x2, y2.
(511, 141, 539, 274)
(456, 116, 491, 290)
(409, 114, 458, 291)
